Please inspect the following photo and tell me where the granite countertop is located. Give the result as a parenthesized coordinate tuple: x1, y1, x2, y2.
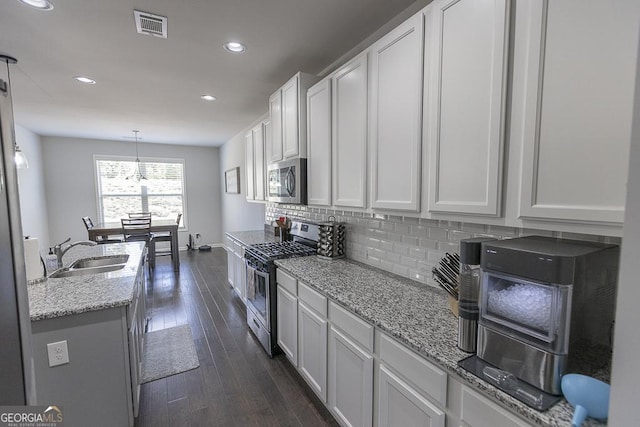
(28, 242, 145, 321)
(225, 230, 280, 246)
(274, 256, 606, 427)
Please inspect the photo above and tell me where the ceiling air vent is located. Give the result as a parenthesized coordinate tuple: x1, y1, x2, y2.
(134, 10, 168, 38)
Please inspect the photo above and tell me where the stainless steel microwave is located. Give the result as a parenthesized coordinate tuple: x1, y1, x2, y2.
(267, 158, 307, 204)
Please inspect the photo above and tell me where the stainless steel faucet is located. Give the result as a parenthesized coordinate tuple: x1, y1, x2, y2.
(53, 237, 97, 268)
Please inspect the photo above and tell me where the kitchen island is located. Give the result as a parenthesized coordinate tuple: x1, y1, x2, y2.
(28, 242, 146, 427)
(274, 256, 607, 427)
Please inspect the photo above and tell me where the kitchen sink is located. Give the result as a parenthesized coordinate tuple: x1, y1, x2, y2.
(49, 264, 126, 278)
(69, 254, 129, 269)
(48, 254, 130, 279)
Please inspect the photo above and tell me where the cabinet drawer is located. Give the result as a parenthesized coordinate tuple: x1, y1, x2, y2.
(379, 332, 447, 407)
(298, 281, 327, 317)
(329, 301, 373, 352)
(233, 241, 243, 256)
(224, 234, 234, 250)
(461, 387, 530, 427)
(277, 269, 297, 295)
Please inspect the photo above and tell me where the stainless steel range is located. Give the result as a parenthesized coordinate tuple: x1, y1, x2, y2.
(244, 221, 319, 356)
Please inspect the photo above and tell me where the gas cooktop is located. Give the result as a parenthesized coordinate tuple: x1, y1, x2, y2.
(245, 241, 317, 261)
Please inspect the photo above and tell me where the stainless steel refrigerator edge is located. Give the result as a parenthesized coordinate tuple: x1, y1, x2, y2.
(0, 74, 36, 405)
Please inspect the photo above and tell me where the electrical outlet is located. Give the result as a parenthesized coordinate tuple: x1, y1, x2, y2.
(47, 340, 69, 367)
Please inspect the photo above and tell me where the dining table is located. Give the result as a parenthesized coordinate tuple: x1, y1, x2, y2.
(87, 219, 180, 271)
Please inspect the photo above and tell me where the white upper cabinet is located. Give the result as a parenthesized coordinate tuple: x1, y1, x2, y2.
(268, 72, 320, 163)
(425, 0, 510, 216)
(245, 122, 266, 202)
(515, 0, 638, 224)
(269, 91, 283, 163)
(332, 53, 369, 209)
(254, 122, 266, 201)
(369, 13, 424, 212)
(282, 76, 300, 158)
(245, 131, 255, 201)
(307, 78, 332, 207)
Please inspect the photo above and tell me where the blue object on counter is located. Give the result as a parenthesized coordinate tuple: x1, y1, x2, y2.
(561, 374, 610, 427)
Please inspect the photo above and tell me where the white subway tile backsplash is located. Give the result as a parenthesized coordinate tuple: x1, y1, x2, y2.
(449, 230, 474, 242)
(267, 203, 618, 285)
(401, 235, 419, 246)
(418, 238, 439, 250)
(429, 227, 449, 240)
(403, 216, 420, 225)
(410, 247, 429, 261)
(393, 264, 410, 277)
(420, 218, 441, 227)
(439, 242, 460, 252)
(400, 255, 417, 268)
(395, 223, 411, 234)
(460, 222, 488, 234)
(393, 243, 410, 256)
(410, 225, 429, 238)
(381, 221, 395, 232)
(379, 239, 395, 252)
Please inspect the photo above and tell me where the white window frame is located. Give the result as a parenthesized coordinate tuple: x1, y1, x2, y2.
(93, 154, 188, 230)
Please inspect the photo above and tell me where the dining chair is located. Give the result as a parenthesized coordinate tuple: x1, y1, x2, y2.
(121, 217, 155, 270)
(152, 213, 182, 261)
(83, 216, 123, 244)
(128, 212, 152, 219)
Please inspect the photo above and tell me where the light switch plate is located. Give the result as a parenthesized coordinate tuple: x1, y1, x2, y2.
(47, 340, 69, 367)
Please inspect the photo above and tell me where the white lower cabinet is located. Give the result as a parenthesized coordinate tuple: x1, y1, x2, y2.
(233, 251, 245, 301)
(274, 269, 535, 427)
(378, 365, 445, 427)
(458, 385, 530, 427)
(225, 235, 246, 303)
(298, 300, 328, 401)
(276, 285, 298, 365)
(328, 325, 374, 427)
(226, 248, 235, 288)
(377, 332, 446, 427)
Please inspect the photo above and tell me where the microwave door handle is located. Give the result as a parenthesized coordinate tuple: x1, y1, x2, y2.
(285, 168, 295, 197)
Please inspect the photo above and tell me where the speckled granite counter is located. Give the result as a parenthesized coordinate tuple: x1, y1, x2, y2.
(28, 242, 145, 321)
(225, 230, 279, 246)
(275, 256, 606, 427)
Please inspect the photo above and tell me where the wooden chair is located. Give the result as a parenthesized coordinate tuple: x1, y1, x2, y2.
(121, 217, 155, 270)
(152, 213, 182, 261)
(128, 212, 152, 219)
(82, 216, 123, 244)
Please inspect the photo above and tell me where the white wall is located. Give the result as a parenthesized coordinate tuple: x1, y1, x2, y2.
(41, 136, 222, 248)
(219, 114, 266, 233)
(609, 27, 640, 426)
(15, 125, 51, 249)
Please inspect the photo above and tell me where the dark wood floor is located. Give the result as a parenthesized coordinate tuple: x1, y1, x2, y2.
(135, 248, 338, 427)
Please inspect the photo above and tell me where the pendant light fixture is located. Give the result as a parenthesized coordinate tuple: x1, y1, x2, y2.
(0, 54, 28, 169)
(126, 130, 147, 183)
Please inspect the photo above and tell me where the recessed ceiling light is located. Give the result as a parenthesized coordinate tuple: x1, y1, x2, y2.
(201, 95, 216, 101)
(223, 41, 246, 53)
(74, 76, 96, 84)
(17, 0, 54, 11)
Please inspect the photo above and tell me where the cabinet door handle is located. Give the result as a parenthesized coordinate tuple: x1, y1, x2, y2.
(253, 318, 261, 329)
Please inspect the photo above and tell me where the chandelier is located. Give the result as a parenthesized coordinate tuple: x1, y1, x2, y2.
(126, 130, 147, 183)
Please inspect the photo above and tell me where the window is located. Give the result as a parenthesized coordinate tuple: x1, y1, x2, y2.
(95, 156, 186, 227)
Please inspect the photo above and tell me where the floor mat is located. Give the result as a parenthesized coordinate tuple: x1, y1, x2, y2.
(141, 324, 200, 383)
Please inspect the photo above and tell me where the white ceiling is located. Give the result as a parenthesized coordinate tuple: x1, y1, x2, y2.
(0, 0, 419, 147)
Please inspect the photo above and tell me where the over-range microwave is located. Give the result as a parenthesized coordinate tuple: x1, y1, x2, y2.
(267, 158, 307, 204)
